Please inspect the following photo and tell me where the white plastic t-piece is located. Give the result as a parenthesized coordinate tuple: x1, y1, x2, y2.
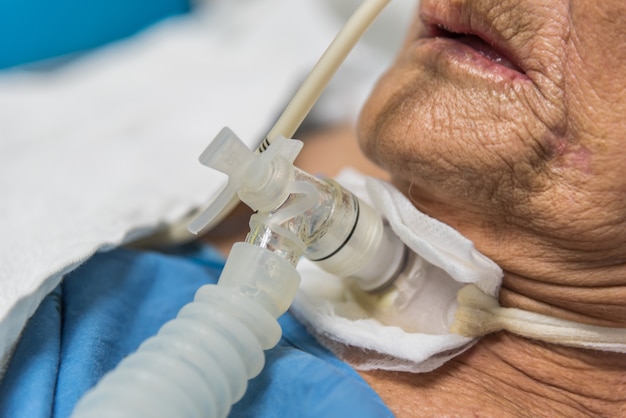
(188, 127, 303, 234)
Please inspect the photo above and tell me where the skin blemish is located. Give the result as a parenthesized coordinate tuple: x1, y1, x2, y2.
(564, 145, 592, 173)
(553, 142, 593, 174)
(540, 135, 593, 176)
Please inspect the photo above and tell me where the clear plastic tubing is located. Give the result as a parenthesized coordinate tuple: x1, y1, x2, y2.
(71, 241, 301, 418)
(72, 0, 395, 413)
(71, 128, 405, 418)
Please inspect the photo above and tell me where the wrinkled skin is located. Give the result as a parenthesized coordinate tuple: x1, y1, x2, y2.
(357, 0, 626, 416)
(359, 0, 626, 326)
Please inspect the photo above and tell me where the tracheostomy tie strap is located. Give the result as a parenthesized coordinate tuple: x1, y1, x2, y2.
(452, 284, 626, 353)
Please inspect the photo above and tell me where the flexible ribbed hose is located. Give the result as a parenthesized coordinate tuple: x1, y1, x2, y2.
(72, 243, 301, 418)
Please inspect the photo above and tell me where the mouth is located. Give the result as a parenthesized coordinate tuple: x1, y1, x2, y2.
(426, 24, 524, 74)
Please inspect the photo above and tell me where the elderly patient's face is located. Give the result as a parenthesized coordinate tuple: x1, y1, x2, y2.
(359, 0, 626, 276)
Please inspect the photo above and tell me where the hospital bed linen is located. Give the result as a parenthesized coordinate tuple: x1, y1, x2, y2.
(0, 244, 393, 417)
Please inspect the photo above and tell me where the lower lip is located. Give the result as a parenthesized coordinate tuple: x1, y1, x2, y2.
(413, 36, 529, 82)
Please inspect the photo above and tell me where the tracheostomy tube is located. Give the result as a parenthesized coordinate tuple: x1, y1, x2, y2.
(200, 127, 462, 334)
(71, 127, 409, 418)
(70, 0, 454, 414)
(191, 127, 408, 291)
(201, 126, 463, 331)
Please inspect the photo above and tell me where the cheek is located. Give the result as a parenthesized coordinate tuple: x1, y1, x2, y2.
(567, 1, 626, 145)
(358, 66, 554, 213)
(357, 66, 413, 165)
(560, 1, 626, 204)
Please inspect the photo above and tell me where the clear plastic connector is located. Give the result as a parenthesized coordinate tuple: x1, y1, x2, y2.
(190, 127, 406, 290)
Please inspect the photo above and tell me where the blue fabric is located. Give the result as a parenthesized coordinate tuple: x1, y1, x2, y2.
(0, 0, 191, 69)
(0, 244, 393, 418)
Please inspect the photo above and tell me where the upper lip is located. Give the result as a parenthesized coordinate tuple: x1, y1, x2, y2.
(417, 0, 526, 74)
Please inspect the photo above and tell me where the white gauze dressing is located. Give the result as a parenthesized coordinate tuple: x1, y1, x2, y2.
(293, 170, 626, 373)
(292, 170, 503, 373)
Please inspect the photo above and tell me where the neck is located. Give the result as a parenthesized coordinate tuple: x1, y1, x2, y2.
(393, 176, 626, 328)
(398, 178, 626, 328)
(360, 332, 626, 417)
(498, 267, 626, 328)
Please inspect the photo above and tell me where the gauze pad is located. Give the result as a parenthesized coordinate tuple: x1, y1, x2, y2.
(292, 169, 503, 373)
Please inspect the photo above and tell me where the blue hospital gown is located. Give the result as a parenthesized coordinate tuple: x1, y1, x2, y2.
(0, 244, 393, 418)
